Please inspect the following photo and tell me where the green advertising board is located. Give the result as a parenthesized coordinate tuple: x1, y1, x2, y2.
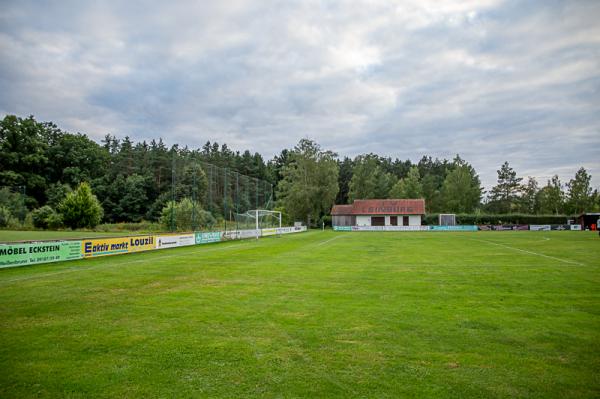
(0, 241, 83, 268)
(333, 226, 352, 231)
(195, 232, 222, 244)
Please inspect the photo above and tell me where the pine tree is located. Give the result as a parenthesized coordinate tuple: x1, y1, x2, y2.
(489, 161, 523, 213)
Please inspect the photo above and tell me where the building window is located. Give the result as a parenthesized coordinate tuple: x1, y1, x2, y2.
(403, 216, 409, 226)
(371, 216, 385, 226)
(390, 216, 397, 226)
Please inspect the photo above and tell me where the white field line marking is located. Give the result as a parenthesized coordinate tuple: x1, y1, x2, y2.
(470, 238, 584, 266)
(316, 234, 347, 246)
(0, 242, 249, 284)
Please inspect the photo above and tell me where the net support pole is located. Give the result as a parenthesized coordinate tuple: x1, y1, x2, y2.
(170, 152, 176, 232)
(256, 209, 260, 239)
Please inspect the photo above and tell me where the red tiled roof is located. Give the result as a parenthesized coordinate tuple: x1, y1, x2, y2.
(331, 204, 353, 215)
(331, 199, 425, 215)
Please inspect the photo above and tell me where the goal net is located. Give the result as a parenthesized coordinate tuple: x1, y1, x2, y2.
(233, 209, 282, 230)
(439, 214, 456, 226)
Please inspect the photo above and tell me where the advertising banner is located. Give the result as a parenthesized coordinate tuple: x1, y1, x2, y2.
(430, 225, 478, 231)
(195, 231, 222, 244)
(262, 228, 277, 236)
(333, 226, 352, 231)
(351, 226, 429, 231)
(0, 241, 82, 268)
(156, 234, 195, 249)
(239, 229, 261, 239)
(275, 227, 291, 234)
(570, 224, 582, 231)
(492, 225, 513, 231)
(514, 225, 529, 230)
(223, 230, 240, 240)
(223, 229, 261, 240)
(478, 225, 492, 231)
(530, 225, 551, 231)
(82, 235, 155, 258)
(551, 225, 569, 231)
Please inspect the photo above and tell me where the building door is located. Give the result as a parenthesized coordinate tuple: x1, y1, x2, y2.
(403, 216, 409, 226)
(371, 216, 385, 226)
(390, 216, 397, 226)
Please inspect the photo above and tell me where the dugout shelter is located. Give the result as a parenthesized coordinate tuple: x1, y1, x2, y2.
(578, 212, 600, 230)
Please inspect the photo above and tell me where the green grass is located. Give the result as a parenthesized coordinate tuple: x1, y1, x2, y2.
(0, 230, 149, 243)
(1, 230, 599, 398)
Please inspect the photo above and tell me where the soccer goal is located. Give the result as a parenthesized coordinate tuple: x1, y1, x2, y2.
(233, 209, 282, 230)
(439, 214, 456, 226)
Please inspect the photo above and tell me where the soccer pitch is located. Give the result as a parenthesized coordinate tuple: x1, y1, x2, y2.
(1, 231, 599, 398)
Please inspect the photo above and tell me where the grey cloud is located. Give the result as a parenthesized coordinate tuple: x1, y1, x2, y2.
(0, 0, 598, 190)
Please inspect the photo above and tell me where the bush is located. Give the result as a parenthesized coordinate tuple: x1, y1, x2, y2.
(31, 206, 55, 229)
(160, 198, 215, 231)
(0, 206, 12, 228)
(0, 188, 27, 222)
(47, 212, 64, 230)
(45, 183, 71, 208)
(59, 182, 104, 229)
(424, 213, 575, 225)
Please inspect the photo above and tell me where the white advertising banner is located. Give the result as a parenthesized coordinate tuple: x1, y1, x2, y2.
(224, 229, 261, 240)
(156, 234, 196, 249)
(570, 224, 582, 231)
(351, 226, 429, 232)
(262, 228, 277, 236)
(276, 227, 295, 234)
(240, 229, 261, 239)
(530, 225, 551, 231)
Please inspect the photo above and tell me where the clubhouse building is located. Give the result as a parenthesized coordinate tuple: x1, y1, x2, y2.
(331, 199, 425, 228)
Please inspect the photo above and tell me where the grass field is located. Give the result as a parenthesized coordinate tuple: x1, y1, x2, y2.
(1, 230, 599, 398)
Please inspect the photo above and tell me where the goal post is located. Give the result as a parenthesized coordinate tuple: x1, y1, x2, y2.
(233, 209, 282, 230)
(439, 214, 456, 226)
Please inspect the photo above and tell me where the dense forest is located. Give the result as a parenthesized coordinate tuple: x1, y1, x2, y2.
(1, 115, 598, 229)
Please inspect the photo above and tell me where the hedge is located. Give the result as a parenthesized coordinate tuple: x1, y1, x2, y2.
(423, 213, 576, 226)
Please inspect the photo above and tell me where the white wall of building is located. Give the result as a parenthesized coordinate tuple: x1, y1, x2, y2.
(409, 215, 421, 226)
(356, 215, 371, 226)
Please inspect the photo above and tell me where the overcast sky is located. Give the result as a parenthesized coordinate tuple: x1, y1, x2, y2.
(1, 0, 599, 190)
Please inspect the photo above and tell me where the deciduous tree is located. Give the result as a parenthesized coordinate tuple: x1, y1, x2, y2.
(276, 139, 339, 226)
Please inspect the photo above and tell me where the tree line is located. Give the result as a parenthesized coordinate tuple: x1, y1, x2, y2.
(1, 114, 598, 228)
